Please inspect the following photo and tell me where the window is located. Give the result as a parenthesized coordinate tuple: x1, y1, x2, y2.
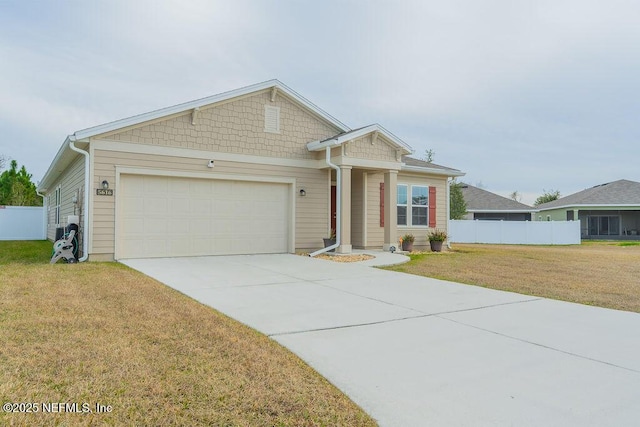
(397, 184, 429, 226)
(411, 186, 428, 226)
(54, 186, 61, 226)
(588, 216, 620, 236)
(397, 185, 407, 226)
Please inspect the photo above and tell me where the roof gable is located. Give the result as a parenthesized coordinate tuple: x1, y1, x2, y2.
(306, 124, 413, 155)
(74, 79, 350, 140)
(38, 80, 350, 191)
(537, 179, 640, 209)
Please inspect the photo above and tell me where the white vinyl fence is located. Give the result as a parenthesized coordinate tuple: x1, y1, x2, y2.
(449, 220, 581, 245)
(0, 206, 46, 240)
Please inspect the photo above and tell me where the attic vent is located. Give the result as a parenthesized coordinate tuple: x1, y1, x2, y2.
(264, 105, 280, 134)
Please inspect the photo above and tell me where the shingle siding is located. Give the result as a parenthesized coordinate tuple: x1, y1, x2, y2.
(97, 91, 341, 160)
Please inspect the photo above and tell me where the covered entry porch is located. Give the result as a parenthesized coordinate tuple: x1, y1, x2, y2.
(330, 167, 400, 253)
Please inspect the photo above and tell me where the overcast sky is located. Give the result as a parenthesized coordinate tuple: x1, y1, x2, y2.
(1, 0, 638, 205)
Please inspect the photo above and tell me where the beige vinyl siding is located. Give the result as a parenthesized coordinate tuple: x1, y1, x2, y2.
(366, 172, 384, 248)
(92, 149, 329, 257)
(397, 172, 448, 249)
(351, 170, 365, 248)
(96, 90, 341, 161)
(347, 134, 398, 162)
(46, 155, 85, 249)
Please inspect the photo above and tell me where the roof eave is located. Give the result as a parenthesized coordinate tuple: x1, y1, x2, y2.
(401, 164, 465, 177)
(306, 138, 341, 151)
(537, 203, 640, 211)
(468, 209, 538, 213)
(38, 136, 72, 192)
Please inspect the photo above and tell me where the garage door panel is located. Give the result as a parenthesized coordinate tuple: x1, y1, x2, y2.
(118, 175, 290, 258)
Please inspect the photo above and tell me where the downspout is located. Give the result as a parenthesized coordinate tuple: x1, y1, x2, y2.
(446, 177, 452, 250)
(36, 189, 46, 240)
(68, 136, 90, 262)
(310, 146, 341, 257)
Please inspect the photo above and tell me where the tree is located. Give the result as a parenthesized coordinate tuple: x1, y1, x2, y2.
(509, 191, 522, 202)
(0, 160, 42, 206)
(423, 148, 435, 163)
(533, 189, 561, 206)
(450, 179, 467, 220)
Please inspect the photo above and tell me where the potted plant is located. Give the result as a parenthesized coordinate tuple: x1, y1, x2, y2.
(323, 229, 336, 252)
(401, 234, 415, 252)
(427, 229, 447, 252)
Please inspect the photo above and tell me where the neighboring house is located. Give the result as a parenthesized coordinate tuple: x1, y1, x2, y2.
(537, 179, 640, 240)
(38, 80, 463, 261)
(460, 183, 536, 221)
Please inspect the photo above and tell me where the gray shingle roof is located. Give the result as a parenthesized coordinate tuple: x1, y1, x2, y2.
(537, 179, 640, 209)
(460, 183, 534, 211)
(401, 156, 462, 173)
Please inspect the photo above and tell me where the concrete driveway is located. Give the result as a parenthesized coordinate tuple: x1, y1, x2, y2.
(122, 254, 640, 426)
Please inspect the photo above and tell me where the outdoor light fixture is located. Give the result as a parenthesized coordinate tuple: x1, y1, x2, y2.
(207, 160, 215, 168)
(299, 189, 306, 197)
(101, 180, 109, 190)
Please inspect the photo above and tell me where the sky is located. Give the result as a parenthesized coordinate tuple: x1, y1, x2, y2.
(1, 0, 639, 205)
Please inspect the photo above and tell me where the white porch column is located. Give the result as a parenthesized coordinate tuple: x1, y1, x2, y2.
(337, 166, 352, 253)
(383, 170, 398, 251)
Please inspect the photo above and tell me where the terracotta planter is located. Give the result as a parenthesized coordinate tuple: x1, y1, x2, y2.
(323, 238, 336, 252)
(430, 240, 443, 252)
(401, 241, 414, 252)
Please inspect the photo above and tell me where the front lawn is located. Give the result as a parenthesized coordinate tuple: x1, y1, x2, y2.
(0, 241, 376, 426)
(384, 242, 640, 313)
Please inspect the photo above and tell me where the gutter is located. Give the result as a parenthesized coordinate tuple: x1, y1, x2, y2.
(68, 136, 90, 262)
(310, 146, 341, 257)
(401, 164, 466, 177)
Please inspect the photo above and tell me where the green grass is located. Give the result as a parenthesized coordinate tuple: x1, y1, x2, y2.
(0, 241, 377, 426)
(384, 242, 640, 312)
(0, 240, 52, 264)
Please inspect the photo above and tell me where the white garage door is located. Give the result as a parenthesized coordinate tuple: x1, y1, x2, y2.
(117, 175, 290, 258)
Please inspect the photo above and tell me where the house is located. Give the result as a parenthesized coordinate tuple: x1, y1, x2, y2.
(460, 183, 536, 221)
(537, 179, 640, 239)
(38, 80, 464, 261)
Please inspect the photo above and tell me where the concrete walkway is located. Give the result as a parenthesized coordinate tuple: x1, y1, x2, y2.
(122, 253, 640, 426)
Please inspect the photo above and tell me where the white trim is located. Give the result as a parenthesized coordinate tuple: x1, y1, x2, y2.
(88, 144, 95, 254)
(91, 139, 324, 169)
(410, 184, 429, 227)
(362, 172, 368, 247)
(114, 168, 296, 260)
(332, 156, 403, 171)
(115, 166, 296, 184)
(401, 164, 465, 177)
